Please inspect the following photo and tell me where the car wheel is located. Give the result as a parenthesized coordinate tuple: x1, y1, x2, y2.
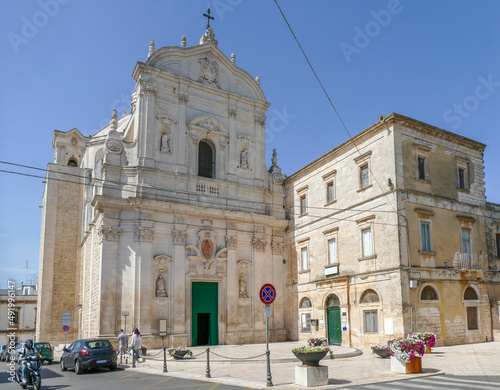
(109, 364, 117, 371)
(75, 360, 83, 375)
(60, 359, 67, 371)
(47, 359, 52, 365)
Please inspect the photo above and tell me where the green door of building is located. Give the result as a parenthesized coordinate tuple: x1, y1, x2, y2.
(192, 282, 218, 346)
(326, 294, 341, 346)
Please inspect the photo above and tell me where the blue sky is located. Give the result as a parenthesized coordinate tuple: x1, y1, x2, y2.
(1, 0, 499, 288)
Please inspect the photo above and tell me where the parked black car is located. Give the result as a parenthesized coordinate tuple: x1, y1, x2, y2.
(60, 339, 117, 374)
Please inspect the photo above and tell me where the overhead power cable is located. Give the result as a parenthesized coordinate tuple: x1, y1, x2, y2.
(272, 0, 397, 213)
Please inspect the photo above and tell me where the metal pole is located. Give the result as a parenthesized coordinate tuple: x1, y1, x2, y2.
(163, 347, 167, 373)
(206, 347, 211, 378)
(64, 331, 67, 347)
(124, 315, 127, 335)
(266, 316, 273, 387)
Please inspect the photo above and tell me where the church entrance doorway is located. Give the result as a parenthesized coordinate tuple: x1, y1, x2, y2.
(192, 282, 218, 346)
(326, 294, 342, 346)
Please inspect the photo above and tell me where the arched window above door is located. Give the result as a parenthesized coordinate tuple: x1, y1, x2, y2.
(326, 294, 340, 308)
(360, 289, 379, 304)
(299, 297, 312, 308)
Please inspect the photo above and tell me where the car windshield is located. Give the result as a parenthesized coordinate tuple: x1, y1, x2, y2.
(34, 343, 50, 349)
(86, 340, 111, 349)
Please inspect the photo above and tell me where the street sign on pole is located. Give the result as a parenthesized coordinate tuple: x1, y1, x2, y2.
(260, 284, 276, 305)
(260, 284, 275, 387)
(63, 325, 69, 347)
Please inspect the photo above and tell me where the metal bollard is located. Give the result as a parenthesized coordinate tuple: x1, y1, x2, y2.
(266, 349, 273, 387)
(206, 347, 211, 378)
(163, 346, 168, 373)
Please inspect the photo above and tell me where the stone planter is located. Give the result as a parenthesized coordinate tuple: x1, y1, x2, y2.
(173, 350, 188, 359)
(426, 345, 431, 354)
(293, 350, 328, 367)
(372, 348, 390, 358)
(390, 356, 422, 374)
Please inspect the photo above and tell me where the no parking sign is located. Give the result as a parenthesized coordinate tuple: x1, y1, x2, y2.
(259, 284, 276, 304)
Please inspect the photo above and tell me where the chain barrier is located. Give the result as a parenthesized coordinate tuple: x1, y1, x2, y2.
(191, 350, 206, 358)
(209, 350, 267, 360)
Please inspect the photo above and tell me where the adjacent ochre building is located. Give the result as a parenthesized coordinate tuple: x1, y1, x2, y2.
(285, 113, 500, 347)
(37, 26, 500, 348)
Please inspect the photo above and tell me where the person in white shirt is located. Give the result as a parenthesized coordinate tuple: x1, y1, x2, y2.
(130, 328, 142, 367)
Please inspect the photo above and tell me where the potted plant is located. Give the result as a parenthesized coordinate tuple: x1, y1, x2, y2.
(291, 337, 334, 367)
(167, 346, 193, 360)
(371, 344, 391, 358)
(388, 338, 425, 374)
(140, 345, 148, 356)
(409, 332, 436, 353)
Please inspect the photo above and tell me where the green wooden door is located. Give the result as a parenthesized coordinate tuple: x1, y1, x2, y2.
(192, 282, 218, 346)
(327, 308, 342, 346)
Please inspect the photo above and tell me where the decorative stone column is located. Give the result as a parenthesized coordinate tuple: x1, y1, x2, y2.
(135, 224, 154, 336)
(98, 224, 121, 336)
(171, 229, 188, 346)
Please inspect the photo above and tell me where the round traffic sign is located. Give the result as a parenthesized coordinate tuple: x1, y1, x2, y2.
(260, 284, 276, 304)
(63, 325, 69, 332)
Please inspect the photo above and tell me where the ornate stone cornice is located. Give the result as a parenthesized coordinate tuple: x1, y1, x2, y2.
(272, 242, 284, 255)
(138, 81, 157, 96)
(252, 238, 267, 252)
(226, 235, 237, 249)
(173, 230, 187, 245)
(254, 114, 266, 127)
(228, 108, 237, 119)
(99, 225, 121, 241)
(178, 94, 188, 105)
(134, 226, 153, 242)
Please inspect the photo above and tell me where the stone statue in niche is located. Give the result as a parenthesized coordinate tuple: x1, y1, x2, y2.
(155, 274, 167, 297)
(240, 149, 249, 169)
(239, 275, 248, 298)
(161, 132, 170, 153)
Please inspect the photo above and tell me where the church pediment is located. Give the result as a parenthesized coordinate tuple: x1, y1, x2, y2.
(134, 43, 267, 103)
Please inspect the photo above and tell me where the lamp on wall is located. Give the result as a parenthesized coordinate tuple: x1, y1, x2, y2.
(409, 280, 418, 289)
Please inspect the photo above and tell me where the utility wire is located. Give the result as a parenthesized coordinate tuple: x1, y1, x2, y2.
(272, 0, 397, 213)
(1, 164, 398, 228)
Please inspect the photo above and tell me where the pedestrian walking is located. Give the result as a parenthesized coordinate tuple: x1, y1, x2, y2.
(117, 329, 128, 364)
(130, 328, 142, 367)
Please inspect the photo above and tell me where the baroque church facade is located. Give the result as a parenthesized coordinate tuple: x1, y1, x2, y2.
(37, 27, 289, 347)
(37, 25, 500, 348)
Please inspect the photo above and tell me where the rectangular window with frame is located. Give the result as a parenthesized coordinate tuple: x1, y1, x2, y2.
(458, 168, 466, 189)
(417, 156, 426, 180)
(328, 238, 337, 265)
(360, 164, 369, 188)
(300, 195, 307, 215)
(496, 234, 500, 258)
(300, 247, 309, 271)
(301, 313, 311, 333)
(466, 306, 478, 330)
(326, 181, 335, 203)
(420, 221, 431, 252)
(461, 228, 471, 254)
(363, 310, 378, 333)
(361, 227, 373, 258)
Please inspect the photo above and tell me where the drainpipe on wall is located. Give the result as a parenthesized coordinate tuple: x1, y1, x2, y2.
(346, 276, 352, 347)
